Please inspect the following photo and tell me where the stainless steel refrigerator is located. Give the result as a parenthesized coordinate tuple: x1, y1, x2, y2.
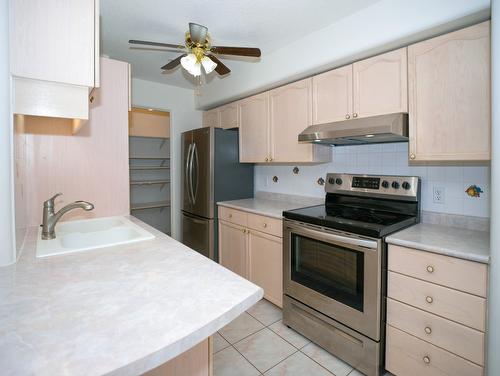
(181, 127, 254, 261)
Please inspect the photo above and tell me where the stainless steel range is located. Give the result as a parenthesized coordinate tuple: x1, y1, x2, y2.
(282, 173, 420, 376)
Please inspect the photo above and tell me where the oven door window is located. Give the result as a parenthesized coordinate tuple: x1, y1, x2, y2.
(291, 233, 364, 312)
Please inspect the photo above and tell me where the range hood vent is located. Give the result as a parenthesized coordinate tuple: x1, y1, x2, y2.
(298, 113, 408, 146)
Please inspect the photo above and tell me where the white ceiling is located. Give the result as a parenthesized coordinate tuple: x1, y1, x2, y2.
(100, 0, 382, 89)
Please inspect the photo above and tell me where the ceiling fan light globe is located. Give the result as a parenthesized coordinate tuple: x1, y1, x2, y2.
(181, 54, 202, 77)
(201, 56, 217, 74)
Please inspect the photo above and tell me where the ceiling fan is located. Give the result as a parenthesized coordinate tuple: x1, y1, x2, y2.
(129, 23, 261, 77)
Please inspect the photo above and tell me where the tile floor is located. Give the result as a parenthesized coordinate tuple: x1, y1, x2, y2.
(213, 299, 391, 376)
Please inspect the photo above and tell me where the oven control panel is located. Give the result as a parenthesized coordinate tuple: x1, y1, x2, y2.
(326, 173, 420, 200)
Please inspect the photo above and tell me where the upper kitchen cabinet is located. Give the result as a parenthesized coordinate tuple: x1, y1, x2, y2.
(353, 47, 408, 118)
(202, 108, 220, 127)
(11, 0, 100, 120)
(270, 79, 330, 163)
(239, 92, 270, 163)
(312, 65, 353, 124)
(408, 21, 490, 162)
(219, 103, 239, 129)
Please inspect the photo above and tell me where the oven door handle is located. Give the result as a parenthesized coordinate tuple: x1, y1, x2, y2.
(287, 224, 378, 250)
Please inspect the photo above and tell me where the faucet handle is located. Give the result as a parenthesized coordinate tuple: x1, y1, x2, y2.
(44, 193, 63, 207)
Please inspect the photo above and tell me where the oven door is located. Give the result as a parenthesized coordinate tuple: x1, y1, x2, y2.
(284, 219, 382, 341)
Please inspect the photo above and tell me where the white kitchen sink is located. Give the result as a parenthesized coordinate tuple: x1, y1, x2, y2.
(36, 216, 155, 258)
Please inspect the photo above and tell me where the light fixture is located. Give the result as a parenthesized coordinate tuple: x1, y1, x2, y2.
(201, 56, 217, 74)
(180, 51, 217, 77)
(365, 134, 375, 138)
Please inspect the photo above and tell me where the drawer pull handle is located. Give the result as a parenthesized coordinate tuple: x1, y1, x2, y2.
(424, 326, 432, 334)
(426, 265, 434, 273)
(426, 296, 433, 304)
(229, 214, 233, 218)
(263, 223, 267, 228)
(423, 356, 431, 364)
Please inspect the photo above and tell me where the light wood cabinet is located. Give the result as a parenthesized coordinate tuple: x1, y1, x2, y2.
(218, 206, 284, 308)
(202, 109, 220, 128)
(269, 79, 330, 163)
(386, 244, 488, 376)
(353, 47, 408, 118)
(312, 65, 353, 124)
(408, 21, 490, 162)
(11, 0, 100, 120)
(219, 103, 238, 129)
(238, 92, 270, 163)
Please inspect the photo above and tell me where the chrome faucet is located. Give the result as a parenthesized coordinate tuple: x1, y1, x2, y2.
(41, 193, 94, 240)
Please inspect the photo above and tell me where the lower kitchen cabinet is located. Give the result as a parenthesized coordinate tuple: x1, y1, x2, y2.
(218, 206, 283, 308)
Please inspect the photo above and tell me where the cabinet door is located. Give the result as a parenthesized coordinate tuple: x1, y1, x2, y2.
(11, 0, 98, 87)
(270, 79, 315, 162)
(312, 65, 353, 124)
(238, 92, 270, 163)
(353, 48, 408, 118)
(248, 230, 283, 308)
(219, 103, 238, 129)
(202, 109, 220, 128)
(218, 220, 247, 278)
(408, 21, 490, 161)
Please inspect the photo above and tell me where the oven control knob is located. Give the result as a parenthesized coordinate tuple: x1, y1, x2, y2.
(335, 178, 343, 185)
(402, 181, 411, 190)
(381, 180, 390, 189)
(328, 177, 335, 185)
(391, 181, 400, 189)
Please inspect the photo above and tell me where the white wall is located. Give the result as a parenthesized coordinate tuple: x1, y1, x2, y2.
(255, 143, 490, 218)
(197, 0, 490, 109)
(131, 78, 201, 239)
(0, 0, 15, 266)
(488, 0, 499, 374)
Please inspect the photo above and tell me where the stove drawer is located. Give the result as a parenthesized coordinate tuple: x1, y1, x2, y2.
(386, 325, 483, 376)
(387, 298, 484, 365)
(388, 272, 486, 331)
(388, 245, 487, 297)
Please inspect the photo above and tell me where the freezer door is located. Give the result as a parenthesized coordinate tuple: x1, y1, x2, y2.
(182, 131, 193, 212)
(182, 211, 214, 259)
(191, 127, 214, 218)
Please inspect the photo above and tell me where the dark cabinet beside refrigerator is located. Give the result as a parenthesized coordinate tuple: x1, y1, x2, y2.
(181, 127, 253, 261)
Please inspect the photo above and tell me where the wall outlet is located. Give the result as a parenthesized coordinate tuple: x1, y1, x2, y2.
(433, 186, 445, 204)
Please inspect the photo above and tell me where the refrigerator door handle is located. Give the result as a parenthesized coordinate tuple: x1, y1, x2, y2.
(192, 142, 199, 203)
(185, 142, 194, 205)
(188, 142, 196, 205)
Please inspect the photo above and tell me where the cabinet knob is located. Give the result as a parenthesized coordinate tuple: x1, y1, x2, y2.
(410, 153, 416, 160)
(424, 326, 432, 334)
(228, 214, 232, 218)
(345, 114, 350, 120)
(352, 113, 358, 118)
(426, 265, 434, 273)
(263, 223, 267, 228)
(265, 157, 269, 162)
(423, 356, 431, 364)
(242, 228, 246, 233)
(269, 157, 273, 162)
(426, 296, 433, 304)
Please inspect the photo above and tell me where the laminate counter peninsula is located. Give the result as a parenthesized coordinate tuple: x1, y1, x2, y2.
(0, 216, 263, 376)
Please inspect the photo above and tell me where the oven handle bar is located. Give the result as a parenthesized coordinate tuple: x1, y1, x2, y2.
(286, 223, 378, 250)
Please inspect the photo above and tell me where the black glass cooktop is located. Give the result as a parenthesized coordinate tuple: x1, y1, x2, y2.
(283, 204, 417, 238)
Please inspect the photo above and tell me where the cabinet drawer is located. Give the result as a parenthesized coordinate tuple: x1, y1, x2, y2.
(387, 298, 484, 365)
(388, 245, 487, 297)
(386, 325, 483, 376)
(218, 206, 247, 227)
(388, 272, 486, 331)
(247, 213, 282, 237)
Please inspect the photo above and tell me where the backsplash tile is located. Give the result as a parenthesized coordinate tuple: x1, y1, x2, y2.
(254, 143, 490, 218)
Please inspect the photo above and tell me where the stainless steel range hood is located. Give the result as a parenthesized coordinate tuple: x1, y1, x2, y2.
(298, 113, 408, 146)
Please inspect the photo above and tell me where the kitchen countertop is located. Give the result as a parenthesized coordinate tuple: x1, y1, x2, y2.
(217, 196, 322, 219)
(0, 216, 263, 376)
(386, 223, 490, 264)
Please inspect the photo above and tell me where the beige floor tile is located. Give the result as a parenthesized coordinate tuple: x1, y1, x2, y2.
(301, 342, 353, 376)
(268, 320, 310, 349)
(218, 312, 265, 344)
(212, 332, 230, 353)
(213, 346, 260, 376)
(348, 369, 365, 376)
(246, 299, 282, 326)
(234, 328, 297, 373)
(264, 351, 333, 376)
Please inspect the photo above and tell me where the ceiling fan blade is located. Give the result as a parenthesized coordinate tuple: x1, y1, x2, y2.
(211, 46, 261, 57)
(161, 54, 187, 70)
(189, 23, 208, 44)
(208, 54, 231, 75)
(129, 39, 185, 49)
